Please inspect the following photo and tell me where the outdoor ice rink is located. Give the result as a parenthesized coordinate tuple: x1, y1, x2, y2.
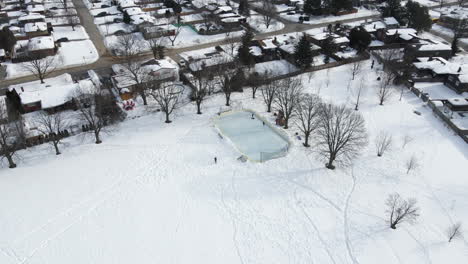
(215, 111, 289, 162)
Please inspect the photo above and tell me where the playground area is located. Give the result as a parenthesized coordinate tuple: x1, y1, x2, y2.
(214, 110, 290, 162)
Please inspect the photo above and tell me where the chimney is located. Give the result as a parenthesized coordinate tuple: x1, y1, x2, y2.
(458, 66, 462, 73)
(21, 87, 24, 92)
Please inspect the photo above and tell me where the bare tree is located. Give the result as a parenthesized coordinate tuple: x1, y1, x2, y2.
(148, 38, 165, 59)
(386, 193, 420, 229)
(295, 94, 321, 147)
(380, 49, 400, 71)
(74, 86, 124, 144)
(316, 104, 368, 169)
(35, 111, 68, 155)
(447, 222, 463, 242)
(260, 77, 278, 113)
(261, 0, 277, 29)
(349, 60, 363, 81)
(246, 72, 264, 99)
(354, 77, 366, 111)
(274, 77, 303, 129)
(113, 35, 150, 105)
(192, 74, 209, 114)
(201, 11, 214, 32)
(21, 55, 57, 84)
(58, 0, 68, 11)
(377, 71, 395, 105)
(224, 32, 238, 58)
(167, 25, 182, 46)
(402, 135, 413, 149)
(375, 131, 392, 157)
(0, 105, 23, 168)
(458, 0, 467, 6)
(66, 14, 80, 31)
(150, 83, 184, 123)
(406, 154, 419, 174)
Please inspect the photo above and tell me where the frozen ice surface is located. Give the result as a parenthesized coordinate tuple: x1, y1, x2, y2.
(215, 111, 289, 162)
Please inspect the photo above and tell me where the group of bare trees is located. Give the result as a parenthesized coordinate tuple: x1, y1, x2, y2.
(257, 75, 369, 170)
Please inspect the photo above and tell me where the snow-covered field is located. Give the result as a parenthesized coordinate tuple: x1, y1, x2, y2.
(1, 59, 468, 264)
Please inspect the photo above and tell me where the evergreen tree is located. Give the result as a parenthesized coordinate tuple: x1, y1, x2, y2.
(322, 34, 338, 63)
(238, 30, 255, 67)
(238, 0, 250, 17)
(406, 0, 432, 33)
(331, 0, 353, 11)
(452, 36, 459, 56)
(349, 26, 371, 52)
(123, 10, 131, 24)
(294, 34, 314, 68)
(383, 0, 403, 19)
(304, 0, 319, 14)
(0, 27, 17, 53)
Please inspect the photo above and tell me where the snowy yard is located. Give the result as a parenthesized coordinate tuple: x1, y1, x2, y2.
(104, 27, 245, 50)
(5, 40, 99, 79)
(1, 60, 468, 264)
(52, 26, 90, 41)
(247, 15, 285, 33)
(280, 8, 379, 24)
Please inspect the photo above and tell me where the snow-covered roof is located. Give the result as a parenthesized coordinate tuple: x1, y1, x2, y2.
(118, 0, 136, 8)
(414, 57, 468, 75)
(130, 14, 155, 25)
(8, 74, 97, 109)
(112, 59, 178, 88)
(28, 36, 54, 51)
(383, 17, 399, 26)
(24, 22, 47, 32)
(259, 38, 277, 49)
(221, 16, 244, 23)
(458, 74, 468, 83)
(156, 8, 173, 15)
(334, 36, 349, 44)
(418, 42, 451, 51)
(386, 28, 417, 36)
(363, 21, 386, 32)
(249, 46, 262, 56)
(26, 4, 45, 13)
(18, 12, 45, 22)
(447, 98, 468, 106)
(214, 5, 232, 14)
(124, 7, 144, 16)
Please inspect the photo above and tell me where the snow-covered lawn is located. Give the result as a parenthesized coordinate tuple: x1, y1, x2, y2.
(247, 15, 285, 33)
(1, 59, 468, 264)
(98, 23, 135, 36)
(104, 27, 245, 50)
(52, 26, 90, 41)
(280, 8, 380, 24)
(252, 59, 298, 76)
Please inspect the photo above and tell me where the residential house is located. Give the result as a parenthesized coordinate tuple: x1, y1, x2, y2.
(383, 17, 399, 29)
(405, 41, 452, 60)
(141, 24, 176, 39)
(17, 12, 45, 25)
(446, 74, 468, 94)
(111, 58, 179, 99)
(24, 21, 50, 38)
(6, 73, 97, 113)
